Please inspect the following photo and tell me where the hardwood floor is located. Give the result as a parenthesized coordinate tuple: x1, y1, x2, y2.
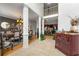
(1, 44, 22, 56)
(8, 36, 65, 56)
(29, 35, 37, 44)
(45, 35, 53, 40)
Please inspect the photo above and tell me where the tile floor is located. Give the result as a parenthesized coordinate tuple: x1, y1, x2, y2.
(8, 36, 65, 56)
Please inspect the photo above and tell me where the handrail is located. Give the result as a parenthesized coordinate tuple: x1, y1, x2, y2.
(44, 5, 58, 11)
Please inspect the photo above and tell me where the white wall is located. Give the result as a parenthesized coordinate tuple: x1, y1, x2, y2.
(25, 3, 44, 17)
(58, 3, 79, 31)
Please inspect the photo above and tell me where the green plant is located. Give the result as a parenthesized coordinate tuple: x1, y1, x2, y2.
(40, 34, 45, 41)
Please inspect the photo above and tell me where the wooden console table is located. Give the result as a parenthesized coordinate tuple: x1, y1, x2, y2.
(55, 32, 79, 56)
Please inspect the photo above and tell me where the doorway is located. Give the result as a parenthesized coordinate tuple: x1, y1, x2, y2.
(28, 9, 39, 44)
(44, 3, 58, 40)
(44, 17, 58, 40)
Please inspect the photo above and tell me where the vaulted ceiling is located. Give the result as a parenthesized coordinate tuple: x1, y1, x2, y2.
(44, 3, 58, 24)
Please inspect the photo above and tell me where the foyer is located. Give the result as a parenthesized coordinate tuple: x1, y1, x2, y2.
(8, 37, 65, 56)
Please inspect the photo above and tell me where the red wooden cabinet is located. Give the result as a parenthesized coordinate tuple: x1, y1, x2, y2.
(55, 33, 79, 56)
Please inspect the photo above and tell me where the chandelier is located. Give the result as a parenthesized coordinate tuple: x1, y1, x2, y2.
(16, 16, 23, 25)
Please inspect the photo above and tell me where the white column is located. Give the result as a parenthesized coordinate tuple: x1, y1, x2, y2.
(42, 18, 44, 34)
(23, 5, 29, 48)
(39, 17, 41, 40)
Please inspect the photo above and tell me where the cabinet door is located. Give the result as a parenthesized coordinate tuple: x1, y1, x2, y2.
(71, 35, 79, 55)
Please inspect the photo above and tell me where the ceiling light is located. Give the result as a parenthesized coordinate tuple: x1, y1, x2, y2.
(43, 14, 58, 19)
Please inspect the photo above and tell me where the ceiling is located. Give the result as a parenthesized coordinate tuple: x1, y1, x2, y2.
(0, 3, 57, 22)
(0, 3, 38, 21)
(0, 3, 23, 19)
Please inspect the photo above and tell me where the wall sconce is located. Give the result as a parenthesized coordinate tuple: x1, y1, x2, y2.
(1, 22, 10, 29)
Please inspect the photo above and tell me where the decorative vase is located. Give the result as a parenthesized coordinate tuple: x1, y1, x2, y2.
(70, 26, 78, 32)
(70, 17, 78, 33)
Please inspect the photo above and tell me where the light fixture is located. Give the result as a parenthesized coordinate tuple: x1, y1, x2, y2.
(1, 22, 10, 29)
(16, 16, 23, 25)
(43, 14, 58, 19)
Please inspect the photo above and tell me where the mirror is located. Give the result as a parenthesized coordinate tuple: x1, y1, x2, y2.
(1, 22, 10, 29)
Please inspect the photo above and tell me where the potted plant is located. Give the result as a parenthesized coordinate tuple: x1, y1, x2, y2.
(40, 34, 45, 41)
